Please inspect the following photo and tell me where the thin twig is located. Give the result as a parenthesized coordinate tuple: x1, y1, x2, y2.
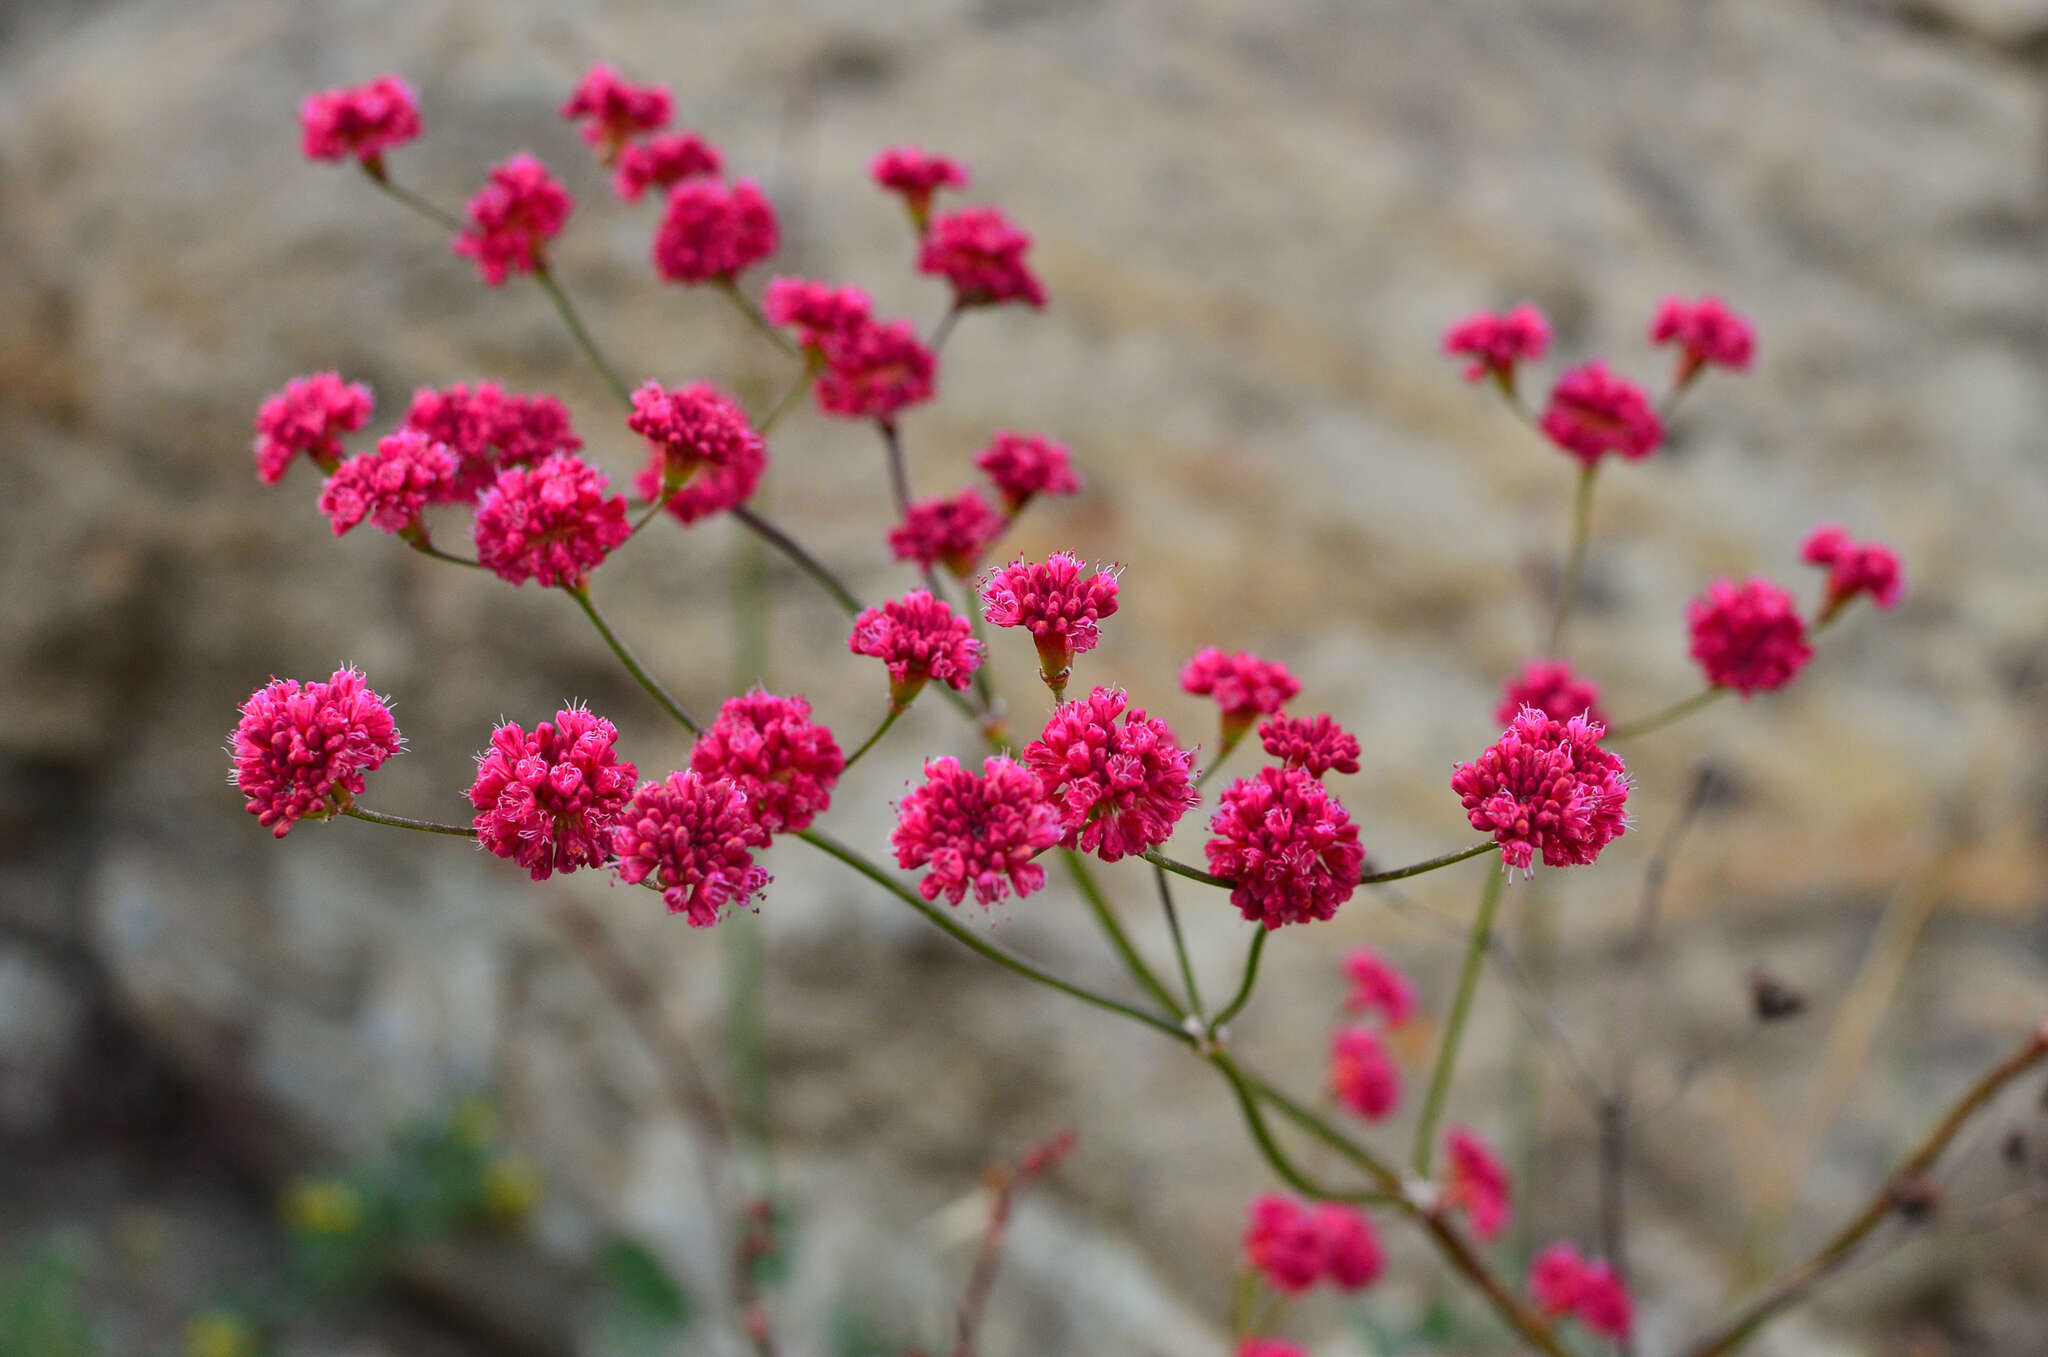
(1547, 462, 1598, 656)
(566, 585, 700, 734)
(729, 505, 864, 615)
(878, 420, 914, 519)
(534, 265, 633, 408)
(1154, 867, 1205, 1021)
(1605, 686, 1727, 742)
(1065, 853, 1185, 1021)
(342, 805, 477, 836)
(1211, 929, 1268, 1030)
(1411, 868, 1507, 1175)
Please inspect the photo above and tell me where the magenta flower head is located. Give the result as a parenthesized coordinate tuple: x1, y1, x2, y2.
(1243, 1195, 1322, 1295)
(814, 316, 938, 421)
(473, 454, 630, 589)
(980, 552, 1121, 698)
(253, 372, 373, 483)
(1686, 577, 1813, 696)
(1801, 524, 1904, 620)
(1206, 766, 1365, 929)
(1023, 687, 1199, 863)
(469, 705, 637, 881)
(614, 131, 723, 202)
(318, 430, 457, 537)
(1529, 1241, 1587, 1316)
(402, 381, 582, 502)
(1650, 294, 1755, 387)
(1342, 947, 1416, 1027)
(653, 179, 779, 285)
(1258, 713, 1361, 779)
(1442, 303, 1550, 394)
(631, 428, 765, 528)
(919, 206, 1046, 309)
(1330, 1026, 1401, 1122)
(1180, 648, 1302, 744)
(763, 277, 874, 355)
(1539, 360, 1663, 466)
(611, 771, 771, 928)
(690, 691, 844, 837)
(1443, 1125, 1513, 1240)
(1574, 1259, 1636, 1338)
(299, 75, 420, 176)
(974, 431, 1080, 514)
(870, 146, 970, 230)
(231, 667, 402, 837)
(627, 381, 762, 492)
(1452, 707, 1630, 873)
(891, 755, 1064, 908)
(560, 64, 672, 163)
(1236, 1343, 1307, 1357)
(1310, 1203, 1386, 1291)
(453, 154, 573, 286)
(887, 489, 1006, 578)
(848, 590, 982, 710)
(1496, 657, 1606, 727)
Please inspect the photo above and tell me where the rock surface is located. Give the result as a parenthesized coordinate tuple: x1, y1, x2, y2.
(2, 0, 2045, 1352)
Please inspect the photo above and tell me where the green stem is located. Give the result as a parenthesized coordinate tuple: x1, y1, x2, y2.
(1212, 928, 1269, 1030)
(1606, 686, 1727, 742)
(362, 169, 465, 231)
(1154, 867, 1205, 1020)
(566, 584, 700, 734)
(729, 506, 864, 616)
(843, 707, 901, 769)
(1065, 852, 1185, 1021)
(1412, 866, 1507, 1176)
(929, 303, 963, 356)
(1547, 462, 1599, 655)
(1363, 840, 1497, 883)
(534, 265, 633, 408)
(878, 420, 913, 518)
(1195, 729, 1245, 789)
(408, 538, 483, 569)
(342, 805, 477, 837)
(1249, 1076, 1403, 1195)
(796, 830, 1186, 1041)
(756, 359, 816, 438)
(718, 279, 799, 359)
(628, 482, 684, 538)
(1210, 1049, 1389, 1204)
(1141, 851, 1233, 889)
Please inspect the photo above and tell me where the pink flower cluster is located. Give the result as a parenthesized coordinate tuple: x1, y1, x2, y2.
(1236, 1343, 1306, 1357)
(919, 207, 1045, 309)
(1330, 1026, 1401, 1121)
(653, 179, 779, 285)
(871, 146, 969, 227)
(472, 455, 631, 589)
(317, 430, 456, 536)
(560, 64, 673, 160)
(1442, 1125, 1513, 1239)
(980, 553, 1121, 696)
(1023, 687, 1198, 863)
(253, 372, 374, 484)
(689, 692, 844, 836)
(892, 755, 1064, 907)
(1179, 649, 1301, 740)
(848, 590, 982, 708)
(1342, 947, 1416, 1027)
(1651, 294, 1755, 385)
(615, 133, 723, 203)
(1496, 657, 1606, 727)
(1540, 360, 1663, 465)
(889, 490, 1006, 576)
(1206, 766, 1364, 928)
(1686, 577, 1812, 696)
(1452, 707, 1630, 872)
(974, 431, 1080, 513)
(813, 316, 937, 422)
(1442, 303, 1550, 389)
(300, 75, 420, 171)
(1242, 1195, 1384, 1295)
(231, 668, 403, 837)
(764, 278, 875, 355)
(1802, 524, 1903, 617)
(627, 381, 761, 484)
(454, 154, 574, 286)
(612, 771, 771, 927)
(402, 382, 582, 502)
(468, 705, 638, 881)
(1529, 1241, 1635, 1338)
(1257, 712, 1361, 778)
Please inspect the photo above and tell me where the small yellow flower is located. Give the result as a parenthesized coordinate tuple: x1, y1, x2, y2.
(183, 1309, 258, 1357)
(482, 1153, 541, 1223)
(282, 1179, 362, 1235)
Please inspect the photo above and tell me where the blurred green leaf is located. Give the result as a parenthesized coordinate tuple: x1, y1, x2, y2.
(592, 1237, 692, 1354)
(0, 1246, 95, 1357)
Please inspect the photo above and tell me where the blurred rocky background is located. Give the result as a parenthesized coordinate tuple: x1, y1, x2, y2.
(3, 0, 2046, 1352)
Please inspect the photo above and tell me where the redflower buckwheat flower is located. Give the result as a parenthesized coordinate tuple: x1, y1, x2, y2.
(1330, 1026, 1401, 1121)
(1243, 1195, 1322, 1294)
(1441, 303, 1550, 393)
(253, 372, 373, 484)
(1206, 766, 1365, 929)
(689, 692, 844, 836)
(1650, 294, 1755, 387)
(1023, 687, 1198, 863)
(1342, 947, 1416, 1027)
(231, 667, 402, 836)
(1235, 1343, 1306, 1357)
(1496, 657, 1607, 727)
(919, 206, 1045, 309)
(1452, 708, 1630, 872)
(1801, 524, 1904, 619)
(614, 132, 723, 202)
(469, 705, 637, 881)
(472, 455, 630, 588)
(653, 179, 779, 285)
(1310, 1203, 1386, 1290)
(980, 552, 1120, 698)
(402, 382, 581, 502)
(848, 590, 982, 709)
(1529, 1241, 1587, 1315)
(814, 316, 937, 420)
(871, 146, 969, 229)
(611, 771, 771, 927)
(1257, 713, 1361, 778)
(891, 755, 1063, 907)
(299, 75, 420, 174)
(453, 154, 573, 286)
(1442, 1125, 1513, 1240)
(888, 490, 1007, 577)
(560, 64, 673, 162)
(627, 381, 761, 488)
(973, 431, 1080, 513)
(1540, 360, 1663, 465)
(1686, 577, 1812, 696)
(764, 277, 874, 354)
(317, 430, 456, 536)
(1180, 649, 1301, 743)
